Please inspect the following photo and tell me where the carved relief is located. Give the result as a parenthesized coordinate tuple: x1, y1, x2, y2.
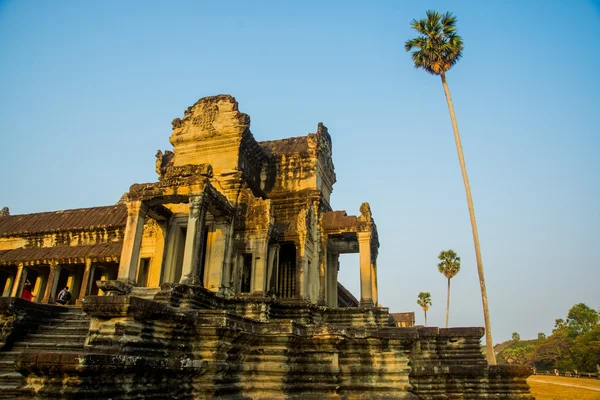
(155, 150, 174, 177)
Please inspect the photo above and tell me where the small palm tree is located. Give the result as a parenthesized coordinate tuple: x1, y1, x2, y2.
(438, 250, 461, 328)
(405, 10, 496, 365)
(417, 292, 432, 326)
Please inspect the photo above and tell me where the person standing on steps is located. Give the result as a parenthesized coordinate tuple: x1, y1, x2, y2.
(55, 286, 71, 305)
(21, 280, 33, 301)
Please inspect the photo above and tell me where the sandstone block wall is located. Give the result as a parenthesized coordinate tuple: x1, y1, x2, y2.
(3, 286, 533, 399)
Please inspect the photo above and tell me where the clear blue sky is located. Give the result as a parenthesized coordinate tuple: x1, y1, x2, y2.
(1, 0, 598, 344)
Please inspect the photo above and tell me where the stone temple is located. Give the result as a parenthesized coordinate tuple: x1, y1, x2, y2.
(0, 95, 532, 399)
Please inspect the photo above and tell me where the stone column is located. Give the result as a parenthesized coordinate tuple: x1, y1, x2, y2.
(42, 261, 61, 303)
(117, 200, 148, 284)
(205, 218, 229, 292)
(10, 263, 26, 297)
(219, 219, 235, 295)
(180, 194, 208, 285)
(2, 274, 14, 297)
(78, 258, 93, 302)
(33, 274, 47, 302)
(371, 259, 378, 306)
(251, 235, 268, 294)
(318, 240, 328, 305)
(161, 220, 179, 283)
(296, 244, 306, 298)
(326, 252, 339, 307)
(358, 231, 373, 307)
(266, 243, 280, 294)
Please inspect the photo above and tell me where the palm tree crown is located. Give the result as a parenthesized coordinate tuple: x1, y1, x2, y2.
(417, 291, 432, 326)
(438, 249, 461, 279)
(404, 10, 463, 76)
(417, 292, 432, 309)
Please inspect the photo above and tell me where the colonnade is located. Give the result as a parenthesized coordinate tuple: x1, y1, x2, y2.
(1, 258, 115, 304)
(115, 197, 379, 308)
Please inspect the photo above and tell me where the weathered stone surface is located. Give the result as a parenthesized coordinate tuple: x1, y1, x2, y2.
(0, 95, 533, 398)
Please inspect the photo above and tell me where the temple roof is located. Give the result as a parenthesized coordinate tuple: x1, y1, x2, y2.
(0, 205, 126, 237)
(337, 282, 359, 307)
(0, 242, 123, 265)
(391, 312, 416, 326)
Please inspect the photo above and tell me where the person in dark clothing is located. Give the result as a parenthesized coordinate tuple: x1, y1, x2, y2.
(55, 286, 71, 305)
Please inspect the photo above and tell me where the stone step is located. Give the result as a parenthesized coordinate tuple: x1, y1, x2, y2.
(0, 386, 21, 399)
(12, 342, 85, 351)
(0, 372, 24, 384)
(0, 361, 14, 375)
(33, 322, 90, 333)
(37, 326, 89, 336)
(54, 314, 91, 321)
(26, 333, 87, 342)
(0, 351, 21, 358)
(42, 318, 90, 327)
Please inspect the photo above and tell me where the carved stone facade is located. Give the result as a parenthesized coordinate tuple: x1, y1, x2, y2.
(0, 95, 532, 398)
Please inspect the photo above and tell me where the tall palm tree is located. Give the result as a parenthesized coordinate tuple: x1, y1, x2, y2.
(437, 250, 461, 328)
(405, 10, 496, 365)
(417, 292, 432, 326)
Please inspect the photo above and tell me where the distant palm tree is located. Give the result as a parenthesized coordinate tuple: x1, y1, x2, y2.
(405, 10, 496, 365)
(438, 250, 461, 328)
(417, 292, 432, 326)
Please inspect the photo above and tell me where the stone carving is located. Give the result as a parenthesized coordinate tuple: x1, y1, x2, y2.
(359, 202, 372, 221)
(169, 95, 250, 145)
(96, 279, 133, 296)
(155, 149, 174, 177)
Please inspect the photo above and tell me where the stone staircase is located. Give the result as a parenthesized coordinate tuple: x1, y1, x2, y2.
(0, 307, 91, 399)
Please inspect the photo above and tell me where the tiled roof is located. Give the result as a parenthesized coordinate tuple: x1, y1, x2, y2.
(337, 282, 359, 307)
(0, 242, 123, 265)
(391, 312, 415, 326)
(0, 205, 127, 237)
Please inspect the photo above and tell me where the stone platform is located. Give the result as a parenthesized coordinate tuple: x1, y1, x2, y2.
(0, 285, 533, 399)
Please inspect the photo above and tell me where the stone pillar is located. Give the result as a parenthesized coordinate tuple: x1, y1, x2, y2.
(371, 260, 378, 306)
(161, 220, 179, 283)
(78, 258, 93, 302)
(147, 220, 167, 287)
(205, 218, 229, 292)
(117, 200, 148, 284)
(10, 263, 26, 297)
(326, 252, 339, 307)
(251, 235, 268, 294)
(219, 219, 235, 295)
(180, 194, 208, 285)
(266, 243, 280, 294)
(2, 274, 14, 297)
(42, 261, 61, 303)
(33, 274, 47, 302)
(358, 231, 373, 307)
(318, 240, 328, 305)
(296, 244, 306, 298)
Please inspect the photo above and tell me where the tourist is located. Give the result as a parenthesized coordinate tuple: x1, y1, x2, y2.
(21, 280, 33, 301)
(554, 368, 559, 377)
(55, 286, 72, 305)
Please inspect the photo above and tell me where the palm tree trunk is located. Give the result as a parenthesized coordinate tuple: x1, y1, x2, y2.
(424, 310, 427, 326)
(446, 278, 450, 328)
(440, 73, 496, 365)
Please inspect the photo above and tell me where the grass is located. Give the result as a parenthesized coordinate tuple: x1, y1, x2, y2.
(527, 376, 600, 400)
